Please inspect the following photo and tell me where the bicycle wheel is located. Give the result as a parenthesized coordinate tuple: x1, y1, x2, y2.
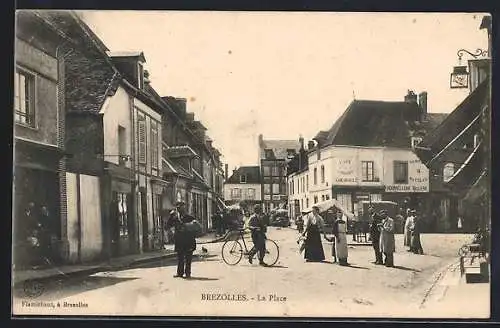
(263, 239, 279, 267)
(222, 240, 243, 265)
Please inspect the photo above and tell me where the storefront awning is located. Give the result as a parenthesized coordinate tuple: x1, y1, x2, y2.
(463, 170, 488, 204)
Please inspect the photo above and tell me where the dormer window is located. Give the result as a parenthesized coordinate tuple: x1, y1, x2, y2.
(443, 163, 455, 182)
(264, 149, 273, 159)
(240, 174, 247, 183)
(138, 62, 144, 89)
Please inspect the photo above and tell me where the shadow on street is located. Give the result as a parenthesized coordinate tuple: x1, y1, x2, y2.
(185, 277, 219, 281)
(13, 276, 138, 301)
(392, 265, 421, 272)
(131, 254, 219, 269)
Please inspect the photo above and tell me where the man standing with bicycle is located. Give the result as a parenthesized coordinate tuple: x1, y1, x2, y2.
(248, 204, 267, 266)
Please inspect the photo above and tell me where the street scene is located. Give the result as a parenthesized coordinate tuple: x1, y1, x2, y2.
(12, 11, 491, 319)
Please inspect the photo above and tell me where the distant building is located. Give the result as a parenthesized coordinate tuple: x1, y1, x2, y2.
(258, 134, 301, 213)
(288, 91, 448, 230)
(223, 166, 261, 212)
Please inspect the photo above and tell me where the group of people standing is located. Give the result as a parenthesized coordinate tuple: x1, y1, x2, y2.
(300, 206, 349, 266)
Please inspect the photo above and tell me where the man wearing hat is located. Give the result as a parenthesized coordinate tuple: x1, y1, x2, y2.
(369, 206, 383, 265)
(379, 209, 395, 267)
(166, 201, 197, 278)
(248, 204, 268, 266)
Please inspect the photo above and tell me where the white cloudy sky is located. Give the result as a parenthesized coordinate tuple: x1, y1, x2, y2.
(81, 11, 488, 170)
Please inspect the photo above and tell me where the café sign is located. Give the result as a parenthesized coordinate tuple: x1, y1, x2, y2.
(335, 157, 358, 185)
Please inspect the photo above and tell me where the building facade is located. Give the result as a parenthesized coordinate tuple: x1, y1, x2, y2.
(223, 166, 262, 213)
(288, 91, 448, 230)
(13, 11, 67, 268)
(258, 134, 300, 213)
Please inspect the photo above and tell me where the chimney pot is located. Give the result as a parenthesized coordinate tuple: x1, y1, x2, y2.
(307, 141, 315, 150)
(404, 90, 418, 103)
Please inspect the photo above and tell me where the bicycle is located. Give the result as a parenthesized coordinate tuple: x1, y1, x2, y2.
(221, 228, 279, 266)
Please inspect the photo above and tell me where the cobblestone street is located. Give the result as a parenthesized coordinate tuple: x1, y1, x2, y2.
(12, 228, 489, 318)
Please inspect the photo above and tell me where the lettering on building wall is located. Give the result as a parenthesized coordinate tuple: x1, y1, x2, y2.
(385, 185, 428, 192)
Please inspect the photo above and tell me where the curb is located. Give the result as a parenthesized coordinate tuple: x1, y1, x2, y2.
(13, 252, 178, 287)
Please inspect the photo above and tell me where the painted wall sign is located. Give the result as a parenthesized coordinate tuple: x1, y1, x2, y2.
(335, 157, 357, 184)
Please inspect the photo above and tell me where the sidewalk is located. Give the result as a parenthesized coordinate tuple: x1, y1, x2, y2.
(418, 259, 490, 318)
(12, 249, 178, 286)
(13, 231, 230, 286)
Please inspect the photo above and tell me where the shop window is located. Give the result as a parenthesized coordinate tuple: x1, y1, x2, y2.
(118, 193, 129, 237)
(393, 161, 409, 184)
(14, 68, 36, 127)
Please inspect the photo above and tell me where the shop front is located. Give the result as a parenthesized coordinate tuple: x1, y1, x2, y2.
(13, 139, 63, 269)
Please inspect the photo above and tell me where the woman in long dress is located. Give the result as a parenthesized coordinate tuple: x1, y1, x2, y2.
(404, 211, 414, 251)
(333, 210, 349, 265)
(302, 205, 326, 262)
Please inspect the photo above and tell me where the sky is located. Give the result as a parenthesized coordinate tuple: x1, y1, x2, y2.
(80, 11, 489, 171)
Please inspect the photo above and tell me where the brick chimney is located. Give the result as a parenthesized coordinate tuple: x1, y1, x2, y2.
(418, 92, 428, 121)
(307, 140, 315, 150)
(225, 164, 228, 180)
(404, 90, 418, 103)
(258, 134, 264, 147)
(299, 136, 304, 150)
(144, 70, 150, 85)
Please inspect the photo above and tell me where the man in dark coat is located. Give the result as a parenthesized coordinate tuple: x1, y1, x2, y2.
(369, 206, 383, 265)
(166, 201, 197, 279)
(248, 204, 268, 266)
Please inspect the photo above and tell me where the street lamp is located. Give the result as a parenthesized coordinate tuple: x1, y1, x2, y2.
(450, 48, 488, 89)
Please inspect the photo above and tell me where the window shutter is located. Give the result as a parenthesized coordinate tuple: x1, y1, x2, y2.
(138, 119, 147, 164)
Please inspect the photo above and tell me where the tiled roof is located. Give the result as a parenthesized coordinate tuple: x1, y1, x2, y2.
(226, 166, 261, 184)
(165, 145, 199, 158)
(414, 81, 488, 164)
(322, 99, 444, 148)
(261, 139, 301, 160)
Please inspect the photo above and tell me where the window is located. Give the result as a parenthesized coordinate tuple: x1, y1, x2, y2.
(151, 121, 159, 169)
(118, 126, 127, 166)
(443, 163, 455, 183)
(321, 195, 325, 202)
(247, 188, 255, 199)
(393, 161, 409, 184)
(263, 166, 271, 176)
(231, 188, 241, 199)
(314, 168, 318, 185)
(117, 193, 129, 237)
(411, 137, 423, 149)
(306, 175, 308, 191)
(281, 182, 286, 194)
(321, 165, 325, 183)
(138, 62, 144, 89)
(14, 68, 35, 127)
(272, 183, 279, 194)
(137, 116, 147, 164)
(317, 149, 321, 160)
(362, 161, 375, 182)
(314, 196, 318, 204)
(272, 166, 279, 176)
(474, 134, 481, 148)
(264, 149, 273, 159)
(264, 184, 271, 194)
(240, 174, 247, 183)
(325, 195, 330, 200)
(287, 149, 296, 158)
(306, 198, 309, 208)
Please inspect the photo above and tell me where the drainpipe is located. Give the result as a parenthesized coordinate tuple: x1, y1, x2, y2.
(76, 173, 82, 263)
